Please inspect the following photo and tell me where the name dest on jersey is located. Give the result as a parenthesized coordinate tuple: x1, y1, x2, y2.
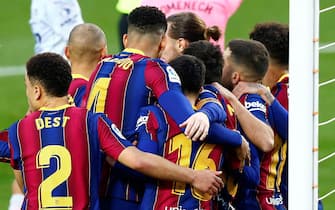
(35, 116, 70, 130)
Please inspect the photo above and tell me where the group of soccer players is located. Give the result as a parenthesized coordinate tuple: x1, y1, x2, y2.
(0, 5, 290, 210)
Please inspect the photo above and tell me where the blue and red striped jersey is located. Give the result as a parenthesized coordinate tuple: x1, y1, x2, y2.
(81, 48, 195, 204)
(68, 74, 88, 107)
(136, 105, 224, 210)
(0, 129, 10, 162)
(261, 74, 289, 208)
(8, 104, 132, 210)
(233, 93, 267, 210)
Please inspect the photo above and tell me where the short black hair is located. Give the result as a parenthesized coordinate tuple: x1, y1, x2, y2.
(249, 22, 289, 67)
(169, 55, 205, 94)
(26, 53, 72, 97)
(228, 39, 269, 81)
(128, 6, 167, 36)
(183, 40, 223, 84)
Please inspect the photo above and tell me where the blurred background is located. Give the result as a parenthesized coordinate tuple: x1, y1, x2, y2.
(0, 0, 334, 209)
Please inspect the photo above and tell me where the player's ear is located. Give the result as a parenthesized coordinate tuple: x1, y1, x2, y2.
(100, 45, 108, 58)
(159, 34, 167, 50)
(232, 72, 240, 85)
(33, 85, 42, 101)
(122, 34, 128, 48)
(177, 38, 189, 52)
(65, 46, 70, 60)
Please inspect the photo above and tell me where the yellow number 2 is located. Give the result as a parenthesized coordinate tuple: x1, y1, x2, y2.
(36, 145, 72, 209)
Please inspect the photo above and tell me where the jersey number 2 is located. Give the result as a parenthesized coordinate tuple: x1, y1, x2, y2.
(36, 145, 72, 209)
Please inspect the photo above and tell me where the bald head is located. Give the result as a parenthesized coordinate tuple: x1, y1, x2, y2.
(67, 23, 107, 62)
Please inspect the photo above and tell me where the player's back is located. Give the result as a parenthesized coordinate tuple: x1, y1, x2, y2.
(137, 105, 224, 210)
(84, 49, 178, 140)
(9, 105, 104, 210)
(68, 74, 89, 106)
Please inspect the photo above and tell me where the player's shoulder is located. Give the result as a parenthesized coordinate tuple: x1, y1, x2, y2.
(242, 93, 267, 112)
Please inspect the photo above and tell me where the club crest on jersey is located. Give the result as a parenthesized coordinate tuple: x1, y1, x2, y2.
(166, 66, 181, 84)
(111, 124, 127, 140)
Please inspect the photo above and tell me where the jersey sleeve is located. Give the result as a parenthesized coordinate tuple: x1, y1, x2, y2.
(243, 94, 268, 124)
(239, 143, 261, 188)
(96, 114, 133, 160)
(197, 85, 227, 123)
(135, 107, 161, 154)
(144, 60, 195, 125)
(0, 129, 10, 162)
(207, 123, 242, 147)
(8, 122, 22, 170)
(268, 99, 288, 141)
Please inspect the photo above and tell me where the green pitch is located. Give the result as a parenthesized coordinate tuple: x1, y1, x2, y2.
(0, 0, 334, 209)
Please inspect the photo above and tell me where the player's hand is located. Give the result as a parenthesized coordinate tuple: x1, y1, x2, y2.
(233, 82, 275, 105)
(212, 82, 236, 102)
(235, 135, 251, 171)
(179, 112, 209, 141)
(191, 170, 224, 197)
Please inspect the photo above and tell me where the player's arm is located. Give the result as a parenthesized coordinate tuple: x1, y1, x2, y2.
(232, 81, 288, 141)
(212, 82, 274, 152)
(0, 129, 10, 162)
(97, 114, 223, 196)
(13, 169, 24, 192)
(118, 146, 223, 196)
(196, 86, 227, 123)
(238, 143, 261, 188)
(146, 61, 209, 141)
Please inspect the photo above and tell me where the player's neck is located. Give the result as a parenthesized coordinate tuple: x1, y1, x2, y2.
(185, 93, 198, 107)
(39, 96, 71, 110)
(71, 61, 96, 79)
(126, 37, 159, 58)
(262, 65, 288, 88)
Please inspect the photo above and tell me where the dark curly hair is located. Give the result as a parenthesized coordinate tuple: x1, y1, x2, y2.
(249, 22, 289, 67)
(169, 55, 205, 94)
(26, 53, 72, 97)
(167, 12, 221, 42)
(183, 40, 223, 84)
(128, 6, 167, 36)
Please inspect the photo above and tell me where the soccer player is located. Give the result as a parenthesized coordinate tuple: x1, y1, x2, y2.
(65, 23, 108, 106)
(136, 55, 228, 210)
(7, 52, 223, 210)
(30, 0, 84, 57)
(184, 40, 274, 152)
(141, 0, 243, 50)
(214, 39, 271, 209)
(249, 22, 289, 209)
(81, 6, 244, 209)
